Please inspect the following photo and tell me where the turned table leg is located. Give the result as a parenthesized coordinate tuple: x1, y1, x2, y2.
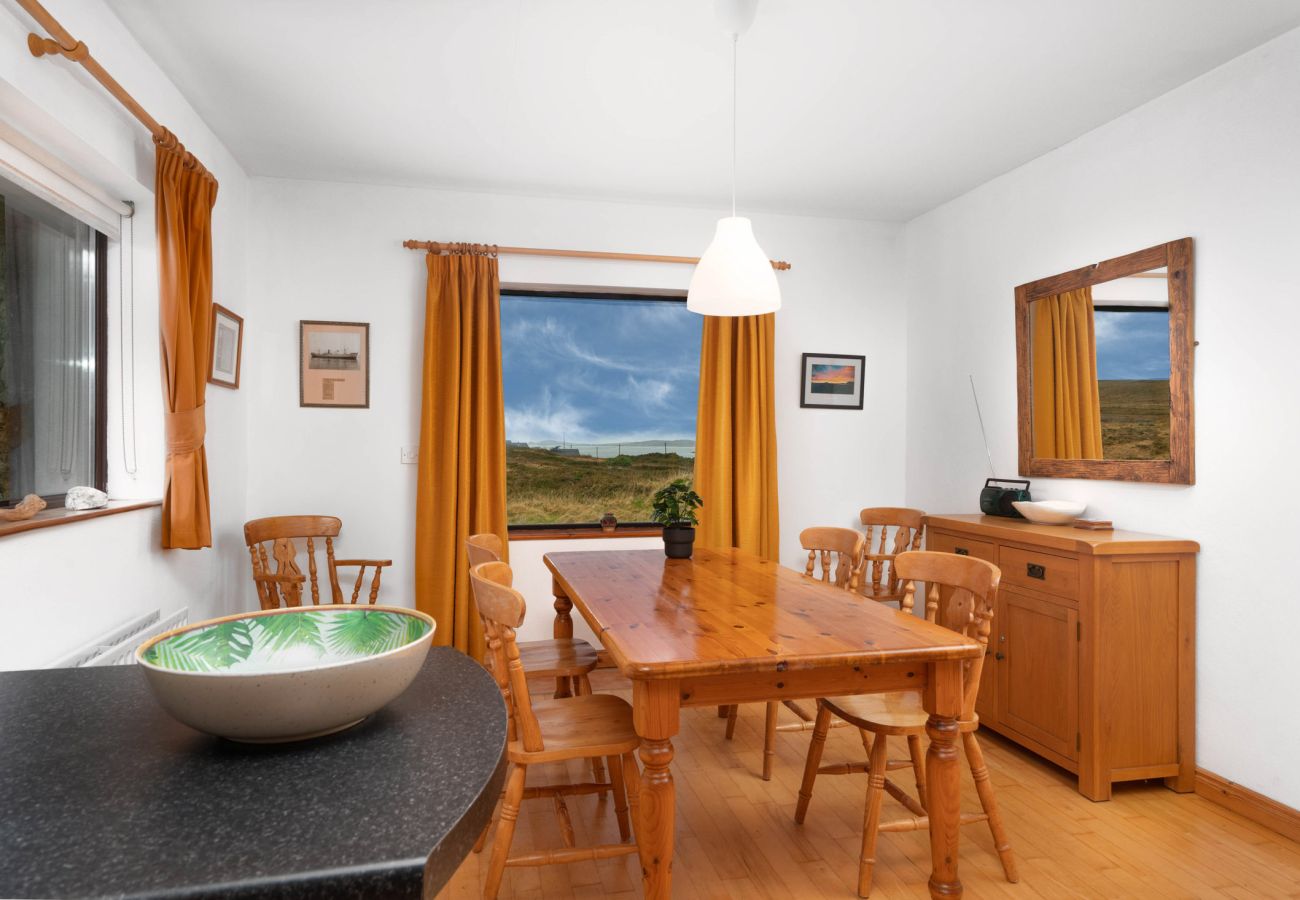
(551, 576, 574, 698)
(924, 660, 964, 899)
(632, 679, 679, 900)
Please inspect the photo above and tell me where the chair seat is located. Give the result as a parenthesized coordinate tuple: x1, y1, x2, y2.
(518, 638, 599, 678)
(509, 694, 640, 763)
(822, 692, 982, 736)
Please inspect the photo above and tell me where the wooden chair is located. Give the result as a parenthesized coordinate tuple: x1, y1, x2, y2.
(244, 516, 392, 609)
(857, 507, 926, 606)
(467, 534, 600, 700)
(468, 560, 642, 899)
(793, 550, 1017, 897)
(725, 526, 865, 781)
(466, 534, 606, 784)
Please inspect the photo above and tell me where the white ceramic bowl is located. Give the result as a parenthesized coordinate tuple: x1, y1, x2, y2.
(136, 605, 435, 743)
(1011, 500, 1087, 525)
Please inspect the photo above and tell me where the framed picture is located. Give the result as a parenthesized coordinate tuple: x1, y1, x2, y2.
(208, 303, 243, 389)
(800, 352, 865, 410)
(299, 320, 370, 408)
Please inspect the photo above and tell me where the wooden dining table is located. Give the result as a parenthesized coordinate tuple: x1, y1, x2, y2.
(544, 546, 983, 899)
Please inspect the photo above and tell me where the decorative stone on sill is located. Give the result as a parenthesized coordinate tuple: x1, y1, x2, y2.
(66, 486, 109, 510)
(0, 494, 45, 521)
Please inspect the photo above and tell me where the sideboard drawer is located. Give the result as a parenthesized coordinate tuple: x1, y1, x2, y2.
(999, 545, 1078, 597)
(927, 531, 997, 563)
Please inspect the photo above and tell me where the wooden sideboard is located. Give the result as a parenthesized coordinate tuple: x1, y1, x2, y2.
(924, 514, 1198, 801)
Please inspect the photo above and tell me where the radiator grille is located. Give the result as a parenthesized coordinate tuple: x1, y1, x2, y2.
(49, 607, 190, 668)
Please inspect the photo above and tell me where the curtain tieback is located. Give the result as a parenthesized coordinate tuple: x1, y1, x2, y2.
(165, 406, 206, 455)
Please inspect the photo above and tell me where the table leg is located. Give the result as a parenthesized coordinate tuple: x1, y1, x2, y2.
(551, 576, 574, 698)
(924, 660, 964, 899)
(632, 679, 680, 900)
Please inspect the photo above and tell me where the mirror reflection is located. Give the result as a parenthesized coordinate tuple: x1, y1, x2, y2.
(1030, 267, 1171, 461)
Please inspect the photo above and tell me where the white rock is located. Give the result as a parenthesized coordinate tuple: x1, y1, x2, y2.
(65, 486, 109, 510)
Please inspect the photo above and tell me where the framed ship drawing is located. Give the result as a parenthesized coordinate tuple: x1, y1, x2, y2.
(299, 320, 370, 408)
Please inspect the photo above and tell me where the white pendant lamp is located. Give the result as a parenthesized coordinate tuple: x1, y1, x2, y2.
(687, 0, 781, 317)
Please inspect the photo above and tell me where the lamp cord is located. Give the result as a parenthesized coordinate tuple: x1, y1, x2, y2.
(731, 32, 738, 218)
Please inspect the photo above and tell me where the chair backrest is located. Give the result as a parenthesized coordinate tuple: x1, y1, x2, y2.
(858, 507, 926, 603)
(469, 560, 544, 752)
(894, 550, 999, 721)
(800, 526, 866, 591)
(244, 515, 344, 608)
(466, 532, 505, 568)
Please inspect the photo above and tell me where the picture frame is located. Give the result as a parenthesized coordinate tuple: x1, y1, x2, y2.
(800, 352, 865, 410)
(299, 320, 370, 409)
(208, 303, 243, 389)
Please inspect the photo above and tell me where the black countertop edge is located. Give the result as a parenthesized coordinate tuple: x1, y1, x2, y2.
(421, 744, 509, 896)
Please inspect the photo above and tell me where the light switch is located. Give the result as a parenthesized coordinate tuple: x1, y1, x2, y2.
(400, 446, 418, 465)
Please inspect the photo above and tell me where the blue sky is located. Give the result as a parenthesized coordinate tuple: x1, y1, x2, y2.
(500, 294, 701, 444)
(1094, 310, 1170, 380)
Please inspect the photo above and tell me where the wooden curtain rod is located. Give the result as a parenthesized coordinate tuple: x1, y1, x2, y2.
(403, 240, 792, 271)
(18, 0, 163, 140)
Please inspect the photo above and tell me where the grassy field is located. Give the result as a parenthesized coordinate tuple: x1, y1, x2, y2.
(1099, 379, 1170, 459)
(506, 446, 695, 525)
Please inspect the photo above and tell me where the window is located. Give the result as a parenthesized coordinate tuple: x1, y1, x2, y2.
(0, 172, 106, 507)
(501, 288, 701, 528)
(1092, 268, 1172, 461)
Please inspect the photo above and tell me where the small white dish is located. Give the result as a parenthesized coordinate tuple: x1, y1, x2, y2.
(1011, 500, 1087, 525)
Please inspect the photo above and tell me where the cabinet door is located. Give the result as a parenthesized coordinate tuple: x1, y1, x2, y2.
(997, 588, 1079, 760)
(925, 531, 999, 724)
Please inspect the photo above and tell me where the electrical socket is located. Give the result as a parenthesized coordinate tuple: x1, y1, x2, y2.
(400, 446, 418, 465)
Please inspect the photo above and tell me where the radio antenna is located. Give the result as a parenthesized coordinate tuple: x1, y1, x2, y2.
(969, 374, 996, 477)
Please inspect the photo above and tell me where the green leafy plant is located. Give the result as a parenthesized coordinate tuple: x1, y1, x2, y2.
(650, 478, 703, 527)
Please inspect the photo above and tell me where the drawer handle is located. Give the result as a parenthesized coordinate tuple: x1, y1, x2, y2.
(1026, 563, 1046, 580)
(995, 652, 1005, 661)
(954, 547, 970, 556)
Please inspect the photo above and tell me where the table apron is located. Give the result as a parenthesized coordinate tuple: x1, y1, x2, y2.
(674, 661, 930, 708)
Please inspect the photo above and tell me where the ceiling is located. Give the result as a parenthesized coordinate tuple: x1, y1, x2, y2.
(105, 0, 1300, 221)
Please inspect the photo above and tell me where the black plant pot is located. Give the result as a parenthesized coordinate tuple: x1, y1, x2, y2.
(662, 524, 696, 559)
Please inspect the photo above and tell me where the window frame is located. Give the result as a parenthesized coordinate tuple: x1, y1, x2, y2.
(499, 283, 695, 537)
(0, 219, 109, 510)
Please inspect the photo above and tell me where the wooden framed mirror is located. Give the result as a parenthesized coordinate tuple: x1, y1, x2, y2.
(1015, 238, 1194, 484)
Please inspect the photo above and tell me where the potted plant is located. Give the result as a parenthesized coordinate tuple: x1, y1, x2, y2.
(650, 478, 703, 559)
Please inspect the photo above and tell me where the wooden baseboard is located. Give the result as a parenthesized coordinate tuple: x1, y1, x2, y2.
(1196, 768, 1300, 844)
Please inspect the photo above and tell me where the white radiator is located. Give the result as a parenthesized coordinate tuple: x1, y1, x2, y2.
(48, 607, 190, 668)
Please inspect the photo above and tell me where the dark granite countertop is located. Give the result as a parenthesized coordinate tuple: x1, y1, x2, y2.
(0, 648, 507, 899)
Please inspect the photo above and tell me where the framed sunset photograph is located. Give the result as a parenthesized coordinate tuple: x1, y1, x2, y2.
(800, 353, 865, 409)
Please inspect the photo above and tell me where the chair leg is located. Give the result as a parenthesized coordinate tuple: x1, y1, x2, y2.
(622, 750, 642, 839)
(964, 730, 1019, 883)
(717, 704, 729, 718)
(907, 734, 929, 811)
(575, 674, 609, 784)
(725, 704, 739, 740)
(858, 732, 890, 898)
(483, 763, 526, 899)
(608, 754, 631, 841)
(795, 702, 833, 824)
(763, 701, 779, 780)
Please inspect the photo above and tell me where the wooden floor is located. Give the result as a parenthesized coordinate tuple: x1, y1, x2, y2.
(440, 672, 1300, 899)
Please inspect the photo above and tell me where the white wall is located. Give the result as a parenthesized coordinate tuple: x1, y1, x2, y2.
(903, 27, 1300, 806)
(0, 0, 251, 669)
(245, 178, 905, 642)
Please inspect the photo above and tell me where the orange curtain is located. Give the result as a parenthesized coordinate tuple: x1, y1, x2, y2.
(156, 131, 218, 549)
(693, 313, 779, 561)
(415, 250, 507, 660)
(1031, 287, 1103, 459)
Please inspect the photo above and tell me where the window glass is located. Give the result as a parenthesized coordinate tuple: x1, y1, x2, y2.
(0, 173, 101, 504)
(501, 291, 700, 526)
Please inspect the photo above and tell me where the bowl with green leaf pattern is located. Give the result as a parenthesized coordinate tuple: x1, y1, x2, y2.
(136, 605, 436, 743)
